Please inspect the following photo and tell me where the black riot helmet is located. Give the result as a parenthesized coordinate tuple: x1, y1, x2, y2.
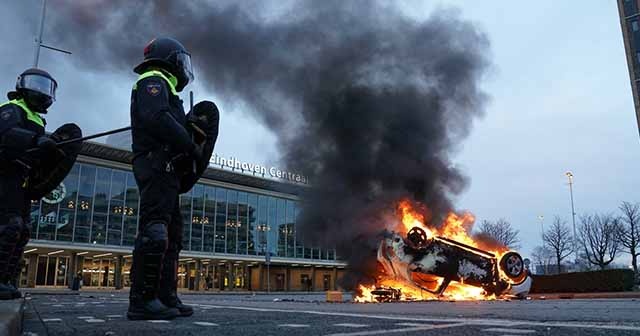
(133, 37, 194, 92)
(8, 68, 58, 113)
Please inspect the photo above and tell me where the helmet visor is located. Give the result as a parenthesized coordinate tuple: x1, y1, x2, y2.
(176, 52, 194, 84)
(19, 74, 57, 100)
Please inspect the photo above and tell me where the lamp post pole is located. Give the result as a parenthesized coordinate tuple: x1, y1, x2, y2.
(565, 172, 578, 264)
(538, 215, 544, 243)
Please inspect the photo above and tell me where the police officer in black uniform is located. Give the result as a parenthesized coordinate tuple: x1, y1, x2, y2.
(127, 37, 201, 320)
(0, 68, 60, 299)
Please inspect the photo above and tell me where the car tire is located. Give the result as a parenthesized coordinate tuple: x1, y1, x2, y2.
(499, 252, 527, 284)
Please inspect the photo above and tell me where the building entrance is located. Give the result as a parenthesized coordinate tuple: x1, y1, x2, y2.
(35, 255, 69, 287)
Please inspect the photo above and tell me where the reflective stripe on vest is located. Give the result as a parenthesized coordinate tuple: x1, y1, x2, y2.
(133, 70, 178, 96)
(0, 99, 44, 127)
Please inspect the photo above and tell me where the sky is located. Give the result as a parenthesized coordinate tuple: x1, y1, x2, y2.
(1, 1, 638, 262)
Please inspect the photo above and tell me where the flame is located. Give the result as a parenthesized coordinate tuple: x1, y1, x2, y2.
(356, 199, 512, 302)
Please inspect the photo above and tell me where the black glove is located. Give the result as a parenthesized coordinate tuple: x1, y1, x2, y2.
(190, 141, 204, 161)
(36, 135, 57, 153)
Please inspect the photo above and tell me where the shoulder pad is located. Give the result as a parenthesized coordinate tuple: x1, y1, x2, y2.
(0, 104, 24, 135)
(136, 77, 169, 98)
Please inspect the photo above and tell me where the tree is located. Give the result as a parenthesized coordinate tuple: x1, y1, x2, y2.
(619, 202, 640, 275)
(543, 216, 573, 274)
(578, 214, 621, 270)
(531, 245, 553, 274)
(477, 218, 521, 249)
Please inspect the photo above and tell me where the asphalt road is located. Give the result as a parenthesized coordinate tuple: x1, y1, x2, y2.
(21, 292, 640, 336)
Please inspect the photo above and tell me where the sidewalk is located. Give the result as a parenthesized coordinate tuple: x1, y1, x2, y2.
(0, 298, 23, 336)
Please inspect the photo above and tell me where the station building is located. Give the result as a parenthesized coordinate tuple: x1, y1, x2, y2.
(20, 141, 346, 291)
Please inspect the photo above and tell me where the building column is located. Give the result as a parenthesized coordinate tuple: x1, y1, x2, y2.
(26, 254, 37, 288)
(194, 260, 202, 291)
(67, 252, 77, 288)
(257, 264, 264, 291)
(332, 267, 338, 290)
(285, 267, 291, 291)
(114, 255, 124, 289)
(311, 266, 317, 291)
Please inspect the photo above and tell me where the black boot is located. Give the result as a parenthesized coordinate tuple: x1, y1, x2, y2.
(127, 224, 179, 320)
(159, 250, 193, 317)
(0, 217, 21, 300)
(6, 244, 26, 299)
(0, 278, 15, 300)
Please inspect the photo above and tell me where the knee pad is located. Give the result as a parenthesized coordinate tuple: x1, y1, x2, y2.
(0, 217, 23, 243)
(135, 221, 168, 254)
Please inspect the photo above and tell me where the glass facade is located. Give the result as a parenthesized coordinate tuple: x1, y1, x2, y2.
(30, 161, 336, 261)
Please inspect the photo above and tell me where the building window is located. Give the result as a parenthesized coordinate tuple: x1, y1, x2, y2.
(625, 0, 639, 17)
(190, 185, 205, 252)
(214, 188, 228, 253)
(203, 186, 216, 252)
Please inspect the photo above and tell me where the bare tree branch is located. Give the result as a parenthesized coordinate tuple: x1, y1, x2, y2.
(619, 201, 640, 275)
(531, 245, 553, 274)
(543, 216, 573, 273)
(578, 213, 621, 270)
(478, 218, 521, 249)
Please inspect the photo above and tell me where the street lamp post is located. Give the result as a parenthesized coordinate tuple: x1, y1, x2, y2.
(32, 0, 72, 68)
(565, 172, 578, 265)
(538, 215, 544, 243)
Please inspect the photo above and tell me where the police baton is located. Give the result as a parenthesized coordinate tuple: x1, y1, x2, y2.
(25, 126, 132, 153)
(55, 126, 132, 147)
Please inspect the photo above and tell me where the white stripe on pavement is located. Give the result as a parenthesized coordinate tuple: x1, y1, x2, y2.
(334, 323, 369, 328)
(77, 316, 94, 319)
(194, 322, 219, 326)
(191, 303, 640, 332)
(42, 318, 62, 322)
(483, 328, 536, 334)
(85, 319, 105, 323)
(278, 324, 310, 328)
(325, 323, 467, 336)
(148, 320, 171, 323)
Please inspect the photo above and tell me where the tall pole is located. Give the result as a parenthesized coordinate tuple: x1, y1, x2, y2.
(33, 0, 47, 67)
(538, 215, 544, 243)
(565, 172, 578, 264)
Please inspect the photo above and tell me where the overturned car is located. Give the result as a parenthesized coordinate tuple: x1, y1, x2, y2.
(377, 227, 532, 298)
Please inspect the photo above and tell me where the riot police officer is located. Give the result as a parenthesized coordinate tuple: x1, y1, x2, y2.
(127, 37, 201, 320)
(0, 68, 61, 299)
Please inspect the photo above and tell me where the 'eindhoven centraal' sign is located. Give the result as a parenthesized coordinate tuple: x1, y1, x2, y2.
(208, 153, 309, 185)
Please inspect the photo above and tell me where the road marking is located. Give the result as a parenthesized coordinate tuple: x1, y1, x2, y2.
(483, 328, 536, 334)
(77, 316, 94, 319)
(194, 322, 219, 326)
(325, 323, 467, 336)
(148, 320, 170, 323)
(334, 323, 369, 328)
(52, 304, 63, 307)
(191, 303, 640, 332)
(278, 324, 310, 328)
(396, 323, 431, 327)
(85, 319, 105, 323)
(107, 315, 123, 318)
(42, 318, 62, 322)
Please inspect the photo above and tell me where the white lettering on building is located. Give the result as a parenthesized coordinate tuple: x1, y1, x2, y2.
(209, 153, 308, 184)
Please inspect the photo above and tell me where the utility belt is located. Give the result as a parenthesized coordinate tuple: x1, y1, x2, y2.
(140, 145, 189, 174)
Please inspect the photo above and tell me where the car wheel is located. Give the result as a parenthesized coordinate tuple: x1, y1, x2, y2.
(499, 252, 526, 283)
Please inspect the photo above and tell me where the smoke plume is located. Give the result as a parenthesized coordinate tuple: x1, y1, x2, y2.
(45, 0, 490, 289)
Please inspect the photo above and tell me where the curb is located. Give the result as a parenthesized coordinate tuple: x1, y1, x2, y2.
(0, 298, 24, 336)
(529, 292, 640, 300)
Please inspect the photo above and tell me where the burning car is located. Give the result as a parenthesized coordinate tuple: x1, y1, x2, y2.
(377, 226, 532, 298)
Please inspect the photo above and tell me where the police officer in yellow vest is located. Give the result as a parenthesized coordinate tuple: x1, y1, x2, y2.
(0, 68, 60, 299)
(127, 37, 202, 320)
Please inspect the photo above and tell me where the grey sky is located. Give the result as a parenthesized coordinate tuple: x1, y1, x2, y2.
(1, 1, 638, 261)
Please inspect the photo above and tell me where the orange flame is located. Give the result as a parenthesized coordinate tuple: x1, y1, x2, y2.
(356, 199, 510, 302)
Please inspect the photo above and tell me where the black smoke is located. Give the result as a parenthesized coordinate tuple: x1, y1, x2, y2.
(44, 0, 490, 289)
